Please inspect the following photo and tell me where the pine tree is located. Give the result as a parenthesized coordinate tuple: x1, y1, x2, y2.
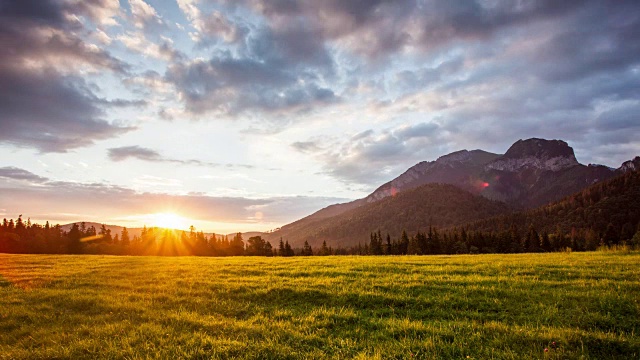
(319, 240, 330, 256)
(68, 223, 82, 254)
(302, 240, 313, 256)
(400, 230, 409, 255)
(385, 233, 392, 255)
(121, 227, 130, 247)
(284, 241, 294, 257)
(407, 235, 421, 255)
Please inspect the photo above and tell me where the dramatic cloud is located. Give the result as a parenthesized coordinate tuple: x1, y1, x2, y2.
(0, 70, 135, 152)
(0, 0, 136, 152)
(166, 21, 337, 117)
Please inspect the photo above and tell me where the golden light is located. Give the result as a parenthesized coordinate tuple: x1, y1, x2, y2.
(151, 212, 189, 230)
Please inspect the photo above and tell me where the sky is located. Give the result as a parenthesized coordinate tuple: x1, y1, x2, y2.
(1, 0, 639, 233)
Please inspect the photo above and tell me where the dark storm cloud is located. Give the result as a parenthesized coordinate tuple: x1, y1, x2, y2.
(0, 0, 135, 152)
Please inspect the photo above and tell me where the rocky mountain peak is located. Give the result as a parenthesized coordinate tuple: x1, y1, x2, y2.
(485, 138, 578, 172)
(619, 156, 640, 172)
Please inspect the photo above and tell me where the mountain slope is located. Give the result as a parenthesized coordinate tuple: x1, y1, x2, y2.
(464, 168, 640, 240)
(264, 183, 510, 247)
(365, 149, 500, 203)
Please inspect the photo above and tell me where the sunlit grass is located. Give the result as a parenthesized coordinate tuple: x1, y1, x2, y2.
(0, 252, 639, 359)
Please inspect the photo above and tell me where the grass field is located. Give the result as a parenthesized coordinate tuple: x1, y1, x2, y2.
(1, 252, 639, 359)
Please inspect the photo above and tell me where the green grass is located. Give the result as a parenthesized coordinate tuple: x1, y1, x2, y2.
(1, 253, 639, 359)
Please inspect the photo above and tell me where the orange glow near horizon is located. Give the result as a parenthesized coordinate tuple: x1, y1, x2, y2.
(151, 213, 189, 230)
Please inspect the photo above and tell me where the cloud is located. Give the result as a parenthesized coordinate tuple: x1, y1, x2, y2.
(108, 146, 162, 161)
(117, 31, 183, 62)
(0, 167, 49, 184)
(66, 0, 121, 26)
(177, 0, 247, 43)
(107, 145, 257, 169)
(0, 70, 135, 152)
(0, 167, 347, 228)
(0, 0, 135, 152)
(128, 0, 165, 31)
(166, 51, 338, 117)
(292, 122, 448, 186)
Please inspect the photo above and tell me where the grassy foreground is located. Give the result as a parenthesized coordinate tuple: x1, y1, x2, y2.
(1, 253, 639, 359)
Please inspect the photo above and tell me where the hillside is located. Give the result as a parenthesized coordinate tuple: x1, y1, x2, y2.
(264, 183, 510, 248)
(463, 168, 640, 245)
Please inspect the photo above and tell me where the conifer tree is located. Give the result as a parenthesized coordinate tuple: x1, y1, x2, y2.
(121, 227, 130, 247)
(302, 240, 313, 256)
(284, 240, 294, 256)
(319, 240, 330, 256)
(385, 233, 392, 255)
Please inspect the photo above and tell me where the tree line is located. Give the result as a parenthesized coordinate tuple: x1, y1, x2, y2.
(2, 215, 638, 257)
(0, 218, 334, 256)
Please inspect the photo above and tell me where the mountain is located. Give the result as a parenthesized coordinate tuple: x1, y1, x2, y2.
(361, 138, 625, 208)
(479, 139, 617, 207)
(264, 183, 510, 248)
(265, 138, 637, 247)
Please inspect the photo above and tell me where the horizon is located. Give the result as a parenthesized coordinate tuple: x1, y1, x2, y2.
(1, 1, 639, 234)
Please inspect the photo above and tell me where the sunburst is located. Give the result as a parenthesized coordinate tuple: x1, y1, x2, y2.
(151, 212, 188, 230)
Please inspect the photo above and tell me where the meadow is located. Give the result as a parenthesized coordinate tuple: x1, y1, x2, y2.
(0, 252, 639, 359)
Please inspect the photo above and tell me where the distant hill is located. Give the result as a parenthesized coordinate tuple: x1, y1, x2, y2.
(264, 183, 510, 248)
(58, 223, 263, 241)
(59, 222, 142, 237)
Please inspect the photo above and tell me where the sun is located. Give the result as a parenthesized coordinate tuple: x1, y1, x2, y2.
(151, 212, 188, 230)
